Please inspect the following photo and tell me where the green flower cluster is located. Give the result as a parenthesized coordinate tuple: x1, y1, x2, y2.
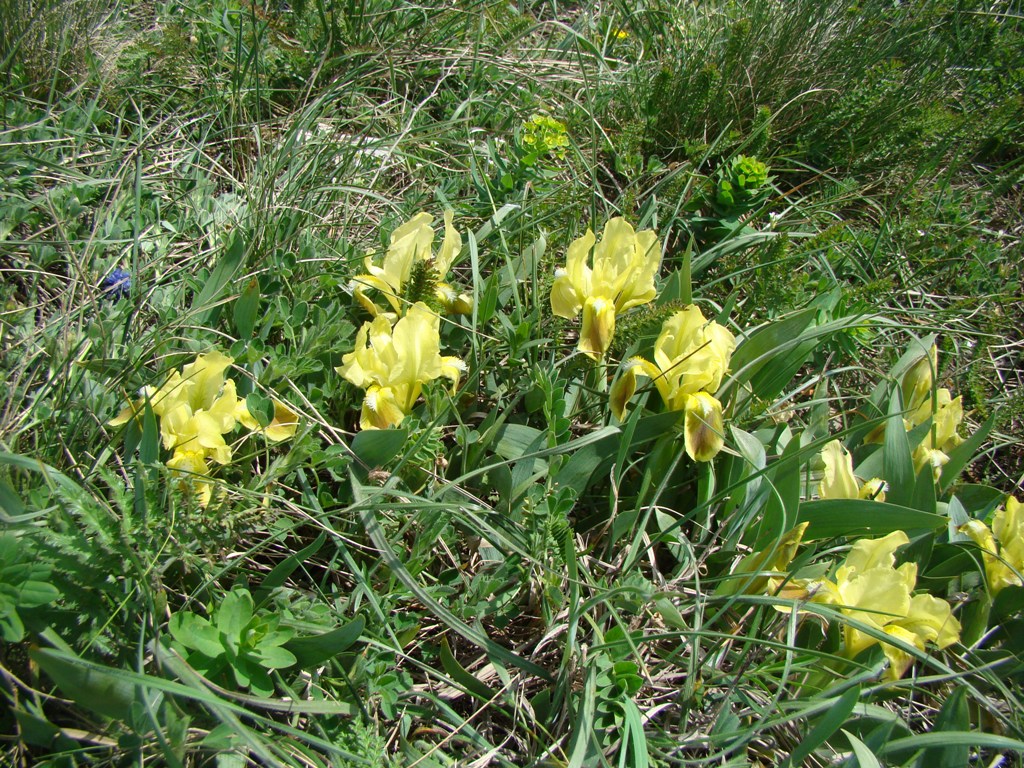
(520, 114, 570, 162)
(715, 154, 770, 209)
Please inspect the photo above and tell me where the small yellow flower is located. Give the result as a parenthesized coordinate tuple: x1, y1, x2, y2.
(351, 210, 469, 319)
(336, 303, 465, 430)
(818, 440, 887, 502)
(110, 352, 298, 506)
(550, 217, 662, 359)
(961, 496, 1024, 595)
(910, 388, 964, 480)
(809, 531, 960, 680)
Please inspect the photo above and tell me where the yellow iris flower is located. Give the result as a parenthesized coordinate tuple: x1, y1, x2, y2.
(810, 531, 960, 680)
(961, 496, 1024, 595)
(550, 217, 662, 359)
(351, 210, 471, 319)
(909, 387, 964, 480)
(609, 305, 735, 461)
(336, 302, 465, 430)
(818, 440, 887, 502)
(110, 352, 298, 505)
(866, 344, 964, 481)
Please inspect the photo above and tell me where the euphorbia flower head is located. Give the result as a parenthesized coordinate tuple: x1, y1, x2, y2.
(550, 217, 662, 359)
(337, 302, 465, 430)
(351, 210, 469, 319)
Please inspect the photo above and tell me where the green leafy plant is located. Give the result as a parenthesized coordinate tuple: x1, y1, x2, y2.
(167, 587, 297, 697)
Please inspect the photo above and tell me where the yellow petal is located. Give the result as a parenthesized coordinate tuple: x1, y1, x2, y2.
(963, 515, 1023, 595)
(610, 366, 638, 422)
(384, 212, 434, 290)
(180, 352, 234, 411)
(717, 522, 809, 596)
(901, 344, 937, 414)
(440, 356, 466, 393)
(264, 401, 299, 442)
(435, 209, 462, 274)
(819, 440, 860, 500)
(842, 531, 910, 577)
(879, 624, 920, 681)
(683, 392, 725, 462)
(167, 449, 214, 507)
(898, 593, 960, 650)
(579, 296, 615, 360)
(109, 398, 144, 426)
(362, 385, 406, 430)
(390, 303, 444, 388)
(858, 477, 888, 502)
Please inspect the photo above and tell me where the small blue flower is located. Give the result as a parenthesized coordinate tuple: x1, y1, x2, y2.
(101, 268, 131, 302)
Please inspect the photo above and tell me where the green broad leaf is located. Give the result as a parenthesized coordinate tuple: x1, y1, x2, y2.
(725, 308, 817, 393)
(992, 585, 1024, 621)
(731, 426, 766, 501)
(841, 729, 881, 768)
(254, 645, 297, 670)
(139, 400, 160, 466)
(351, 428, 407, 469)
(259, 533, 326, 593)
(0, 479, 29, 523)
(439, 637, 499, 703)
(784, 685, 861, 767)
(940, 414, 996, 493)
(13, 705, 74, 750)
(0, 603, 25, 642)
(168, 613, 223, 658)
(285, 616, 365, 668)
(882, 390, 915, 509)
(230, 657, 254, 688)
(567, 663, 599, 768)
(945, 495, 971, 542)
(0, 456, 83, 499)
(17, 579, 59, 608)
(233, 278, 260, 339)
(245, 393, 274, 429)
(189, 233, 245, 326)
(880, 731, 1024, 758)
(910, 458, 937, 515)
(555, 411, 678, 492)
(218, 589, 256, 639)
(840, 720, 897, 768)
(753, 434, 802, 549)
(30, 647, 154, 722)
(914, 687, 968, 768)
(492, 423, 547, 472)
(620, 697, 650, 768)
(797, 500, 946, 539)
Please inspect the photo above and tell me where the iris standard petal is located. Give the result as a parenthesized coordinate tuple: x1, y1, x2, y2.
(819, 441, 860, 500)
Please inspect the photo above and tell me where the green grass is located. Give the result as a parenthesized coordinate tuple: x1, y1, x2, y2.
(1, 0, 1023, 765)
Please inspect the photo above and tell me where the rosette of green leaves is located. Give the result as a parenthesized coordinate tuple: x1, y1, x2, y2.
(167, 587, 296, 696)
